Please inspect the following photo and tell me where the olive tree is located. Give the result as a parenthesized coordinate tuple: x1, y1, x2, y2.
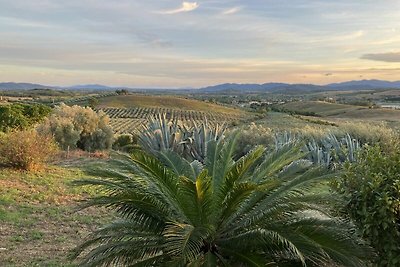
(38, 103, 113, 151)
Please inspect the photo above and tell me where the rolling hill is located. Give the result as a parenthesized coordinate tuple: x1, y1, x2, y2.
(280, 101, 400, 122)
(96, 94, 245, 115)
(327, 79, 400, 89)
(0, 82, 52, 90)
(198, 80, 400, 93)
(2, 79, 400, 92)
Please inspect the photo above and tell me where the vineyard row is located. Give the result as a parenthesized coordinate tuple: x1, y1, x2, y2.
(101, 107, 240, 134)
(100, 107, 238, 121)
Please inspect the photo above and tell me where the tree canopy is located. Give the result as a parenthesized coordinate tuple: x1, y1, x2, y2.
(0, 103, 51, 132)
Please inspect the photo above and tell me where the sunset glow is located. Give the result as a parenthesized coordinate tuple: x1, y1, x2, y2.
(1, 0, 400, 87)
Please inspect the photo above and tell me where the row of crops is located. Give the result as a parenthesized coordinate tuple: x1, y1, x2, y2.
(14, 92, 118, 106)
(59, 92, 118, 105)
(100, 107, 237, 121)
(109, 118, 146, 134)
(99, 107, 241, 134)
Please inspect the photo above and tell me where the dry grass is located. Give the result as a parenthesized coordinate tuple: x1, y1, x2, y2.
(281, 101, 400, 122)
(0, 131, 58, 171)
(338, 121, 399, 145)
(0, 157, 112, 266)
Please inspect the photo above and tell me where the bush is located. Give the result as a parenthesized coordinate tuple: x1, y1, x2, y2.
(112, 134, 139, 153)
(233, 123, 274, 157)
(233, 123, 339, 158)
(88, 97, 99, 108)
(338, 121, 397, 147)
(270, 105, 320, 117)
(0, 103, 51, 132)
(292, 125, 339, 141)
(336, 144, 400, 266)
(0, 130, 58, 171)
(38, 103, 113, 151)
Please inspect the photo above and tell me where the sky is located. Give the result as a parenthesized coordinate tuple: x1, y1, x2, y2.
(1, 0, 400, 88)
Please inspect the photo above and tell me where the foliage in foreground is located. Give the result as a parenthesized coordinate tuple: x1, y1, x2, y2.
(234, 123, 274, 157)
(338, 121, 398, 148)
(139, 114, 225, 162)
(303, 133, 360, 169)
(113, 134, 139, 153)
(0, 130, 58, 171)
(38, 103, 113, 151)
(0, 103, 51, 132)
(72, 134, 370, 266)
(336, 143, 400, 266)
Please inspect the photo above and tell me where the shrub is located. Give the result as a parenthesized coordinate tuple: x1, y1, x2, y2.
(270, 105, 320, 117)
(0, 130, 58, 171)
(0, 103, 51, 132)
(292, 125, 338, 141)
(336, 144, 400, 266)
(338, 121, 397, 147)
(38, 103, 113, 151)
(88, 97, 99, 108)
(233, 123, 274, 157)
(112, 134, 139, 153)
(115, 89, 128, 95)
(233, 124, 340, 158)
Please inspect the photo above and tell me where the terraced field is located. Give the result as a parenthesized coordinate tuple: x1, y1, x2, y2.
(96, 94, 244, 115)
(99, 106, 250, 134)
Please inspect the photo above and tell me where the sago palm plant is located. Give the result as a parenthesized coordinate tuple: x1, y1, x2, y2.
(71, 133, 370, 266)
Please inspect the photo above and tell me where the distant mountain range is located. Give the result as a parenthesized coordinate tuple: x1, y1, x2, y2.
(197, 83, 324, 93)
(198, 80, 400, 93)
(327, 80, 400, 89)
(1, 79, 400, 93)
(0, 82, 123, 91)
(68, 84, 116, 90)
(0, 82, 52, 90)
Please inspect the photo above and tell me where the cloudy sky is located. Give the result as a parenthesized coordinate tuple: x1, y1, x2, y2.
(1, 0, 400, 87)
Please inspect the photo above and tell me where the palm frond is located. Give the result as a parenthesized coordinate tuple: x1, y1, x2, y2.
(177, 170, 213, 226)
(252, 143, 305, 182)
(163, 222, 213, 264)
(71, 220, 165, 267)
(158, 150, 198, 180)
(73, 131, 372, 266)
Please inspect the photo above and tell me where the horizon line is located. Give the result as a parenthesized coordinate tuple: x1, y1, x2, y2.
(1, 78, 400, 90)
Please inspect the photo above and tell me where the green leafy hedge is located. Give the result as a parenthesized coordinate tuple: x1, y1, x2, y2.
(336, 144, 400, 266)
(0, 103, 51, 132)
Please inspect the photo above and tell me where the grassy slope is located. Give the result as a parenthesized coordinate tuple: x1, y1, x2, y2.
(97, 94, 245, 116)
(0, 159, 111, 266)
(281, 101, 400, 122)
(252, 111, 339, 136)
(304, 89, 400, 101)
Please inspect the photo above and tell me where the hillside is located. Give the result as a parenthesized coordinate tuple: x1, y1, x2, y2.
(96, 94, 245, 116)
(197, 80, 400, 93)
(0, 82, 52, 90)
(280, 101, 400, 122)
(198, 83, 325, 93)
(3, 79, 400, 92)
